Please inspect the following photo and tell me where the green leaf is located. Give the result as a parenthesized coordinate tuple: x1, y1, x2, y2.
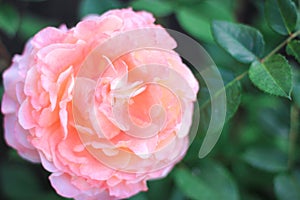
(19, 14, 55, 39)
(174, 161, 239, 200)
(249, 54, 292, 98)
(204, 43, 246, 72)
(128, 192, 148, 200)
(173, 167, 218, 200)
(286, 40, 300, 63)
(170, 189, 185, 200)
(198, 161, 240, 200)
(212, 21, 265, 64)
(242, 146, 288, 172)
(265, 0, 298, 35)
(0, 3, 20, 36)
(130, 0, 173, 17)
(293, 68, 300, 107)
(274, 173, 300, 200)
(258, 107, 290, 138)
(200, 69, 242, 122)
(79, 0, 123, 18)
(176, 0, 234, 43)
(223, 72, 242, 121)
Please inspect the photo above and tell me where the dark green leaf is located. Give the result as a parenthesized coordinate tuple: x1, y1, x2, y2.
(242, 146, 288, 172)
(170, 188, 185, 200)
(130, 0, 173, 17)
(274, 173, 300, 200)
(200, 70, 242, 121)
(258, 107, 289, 138)
(19, 14, 55, 39)
(286, 40, 300, 63)
(265, 0, 297, 35)
(223, 72, 242, 121)
(200, 69, 242, 122)
(79, 0, 123, 18)
(173, 167, 218, 200)
(197, 161, 240, 200)
(176, 1, 234, 43)
(254, 3, 286, 54)
(204, 43, 246, 73)
(293, 68, 300, 107)
(0, 3, 20, 36)
(249, 54, 292, 98)
(128, 192, 148, 200)
(212, 21, 265, 63)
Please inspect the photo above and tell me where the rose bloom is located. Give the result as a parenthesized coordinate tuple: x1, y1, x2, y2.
(2, 8, 198, 200)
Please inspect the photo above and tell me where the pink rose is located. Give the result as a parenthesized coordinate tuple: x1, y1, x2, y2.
(2, 8, 199, 200)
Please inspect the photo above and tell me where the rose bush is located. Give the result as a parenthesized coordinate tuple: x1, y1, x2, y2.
(2, 8, 198, 199)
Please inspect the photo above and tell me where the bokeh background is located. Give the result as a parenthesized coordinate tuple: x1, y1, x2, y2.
(0, 0, 299, 199)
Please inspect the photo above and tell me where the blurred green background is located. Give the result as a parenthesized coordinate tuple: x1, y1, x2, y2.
(0, 0, 300, 199)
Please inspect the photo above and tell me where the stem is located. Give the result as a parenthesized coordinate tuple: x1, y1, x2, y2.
(235, 70, 248, 81)
(262, 30, 300, 62)
(288, 104, 299, 169)
(200, 71, 248, 110)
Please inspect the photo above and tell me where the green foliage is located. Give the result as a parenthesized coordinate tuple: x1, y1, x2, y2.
(265, 0, 298, 35)
(0, 161, 64, 200)
(1, 0, 300, 200)
(197, 161, 240, 200)
(0, 163, 41, 199)
(249, 54, 292, 98)
(174, 167, 218, 200)
(79, 0, 123, 18)
(242, 146, 288, 172)
(274, 172, 300, 200)
(128, 192, 148, 200)
(199, 69, 242, 122)
(212, 21, 265, 63)
(174, 160, 239, 200)
(286, 40, 300, 63)
(176, 0, 234, 43)
(293, 69, 300, 107)
(130, 0, 173, 17)
(224, 77, 242, 121)
(19, 14, 55, 39)
(146, 176, 173, 199)
(0, 3, 20, 36)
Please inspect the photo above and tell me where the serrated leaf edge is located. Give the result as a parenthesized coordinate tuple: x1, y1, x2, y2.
(249, 56, 292, 99)
(212, 20, 264, 63)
